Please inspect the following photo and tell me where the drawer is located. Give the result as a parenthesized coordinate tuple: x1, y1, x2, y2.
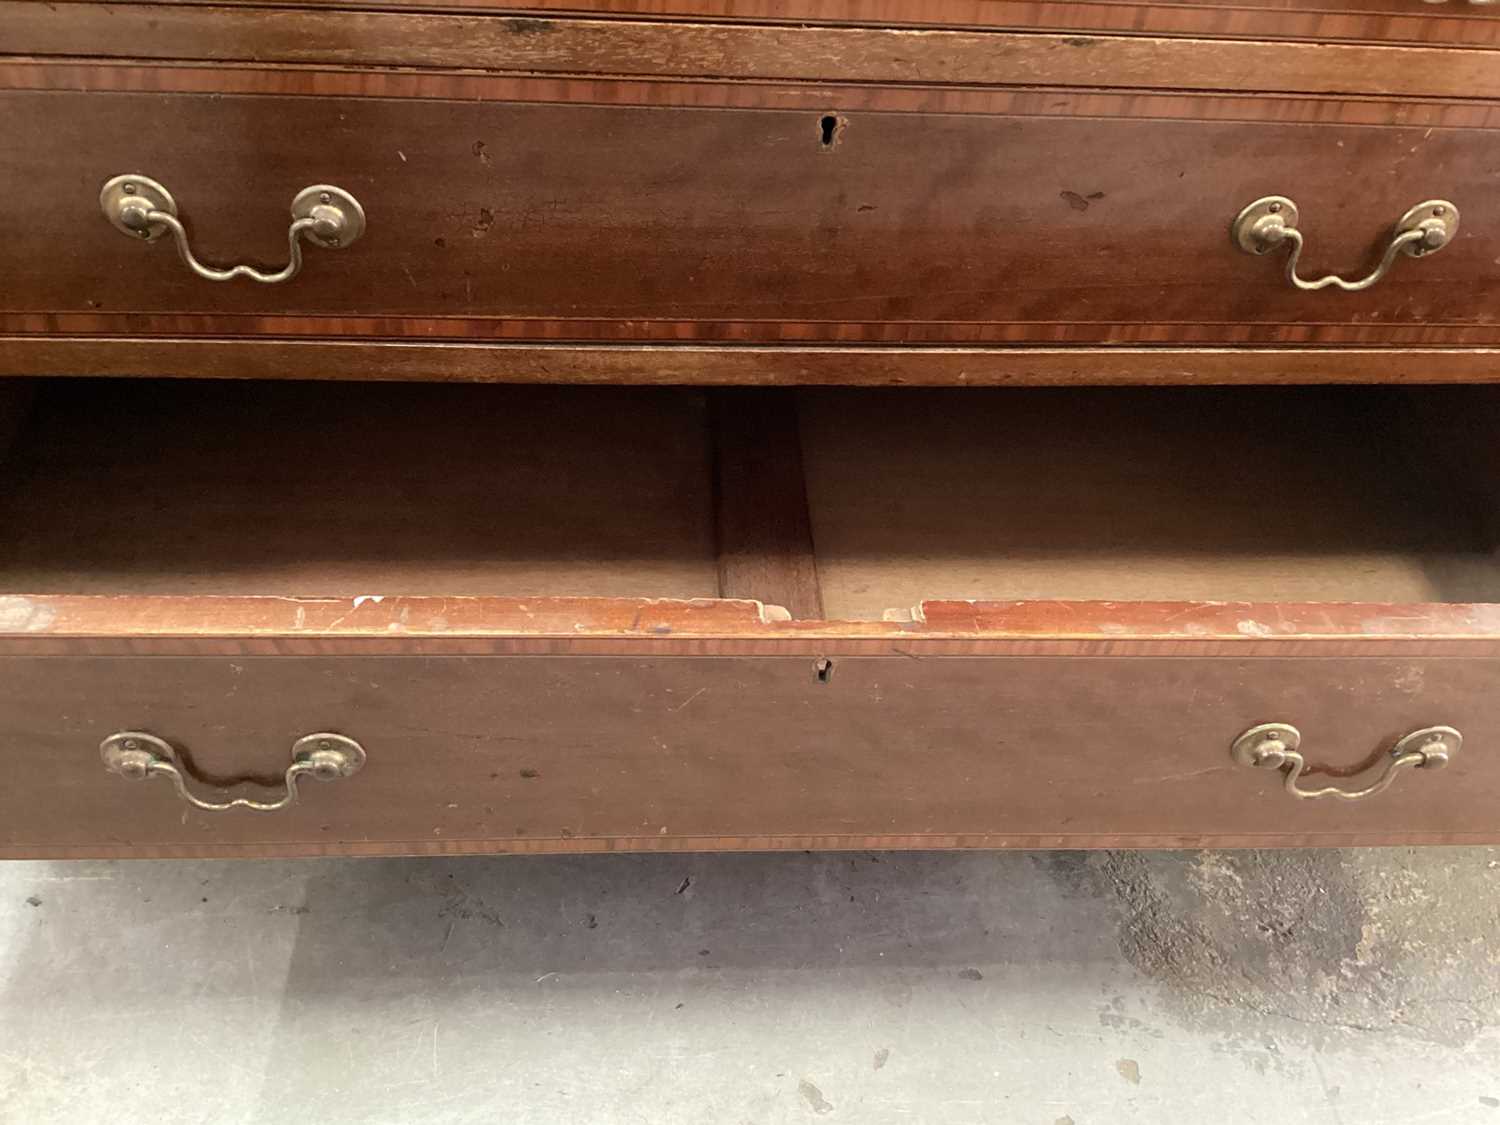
(4, 83, 1500, 361)
(1, 377, 1500, 855)
(4, 652, 1499, 856)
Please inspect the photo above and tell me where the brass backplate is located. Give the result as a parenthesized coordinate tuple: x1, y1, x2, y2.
(99, 174, 177, 242)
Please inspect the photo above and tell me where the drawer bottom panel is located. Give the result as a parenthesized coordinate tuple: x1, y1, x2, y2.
(2, 654, 1495, 856)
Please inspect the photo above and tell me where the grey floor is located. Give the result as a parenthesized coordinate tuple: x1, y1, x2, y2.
(1, 849, 1498, 1124)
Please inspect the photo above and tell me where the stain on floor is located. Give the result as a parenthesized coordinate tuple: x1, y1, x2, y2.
(1049, 849, 1500, 1049)
(798, 1078, 834, 1114)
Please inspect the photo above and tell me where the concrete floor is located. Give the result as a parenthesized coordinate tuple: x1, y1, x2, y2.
(1, 849, 1498, 1123)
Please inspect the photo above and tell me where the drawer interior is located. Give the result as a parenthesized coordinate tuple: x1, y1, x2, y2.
(0, 378, 1495, 620)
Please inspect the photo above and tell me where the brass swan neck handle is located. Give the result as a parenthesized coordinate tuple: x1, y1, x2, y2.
(1231, 723, 1461, 801)
(100, 174, 365, 284)
(101, 731, 366, 812)
(1232, 196, 1458, 292)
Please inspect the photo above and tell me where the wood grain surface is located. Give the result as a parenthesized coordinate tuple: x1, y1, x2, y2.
(796, 387, 1500, 617)
(6, 594, 1500, 651)
(7, 5, 1500, 97)
(711, 389, 824, 618)
(3, 650, 1498, 856)
(15, 57, 1500, 119)
(7, 340, 1500, 386)
(37, 0, 1500, 49)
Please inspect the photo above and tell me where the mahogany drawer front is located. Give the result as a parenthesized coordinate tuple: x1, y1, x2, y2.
(2, 650, 1498, 858)
(7, 87, 1500, 349)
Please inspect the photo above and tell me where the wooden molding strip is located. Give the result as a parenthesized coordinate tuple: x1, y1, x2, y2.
(2, 595, 1499, 653)
(5, 4, 1500, 98)
(29, 0, 1500, 49)
(6, 339, 1500, 385)
(8, 59, 1500, 127)
(23, 0, 1500, 50)
(10, 318, 1500, 347)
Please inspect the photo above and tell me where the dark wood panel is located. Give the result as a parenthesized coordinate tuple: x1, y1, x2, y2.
(2, 651, 1497, 856)
(7, 5, 1500, 97)
(711, 389, 824, 618)
(0, 380, 34, 468)
(7, 90, 1500, 346)
(1399, 386, 1500, 551)
(7, 339, 1500, 385)
(0, 380, 722, 599)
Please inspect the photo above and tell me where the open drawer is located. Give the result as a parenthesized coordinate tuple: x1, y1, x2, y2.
(1, 377, 1499, 856)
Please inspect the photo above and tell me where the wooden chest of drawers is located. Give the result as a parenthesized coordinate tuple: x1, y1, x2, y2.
(2, 1, 1499, 856)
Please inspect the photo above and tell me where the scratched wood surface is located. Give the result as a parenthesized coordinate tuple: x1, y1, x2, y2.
(7, 595, 1500, 651)
(34, 0, 1500, 48)
(6, 86, 1500, 349)
(3, 650, 1498, 857)
(6, 5, 1500, 96)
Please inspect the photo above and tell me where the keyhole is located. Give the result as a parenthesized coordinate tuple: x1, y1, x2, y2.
(819, 114, 839, 149)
